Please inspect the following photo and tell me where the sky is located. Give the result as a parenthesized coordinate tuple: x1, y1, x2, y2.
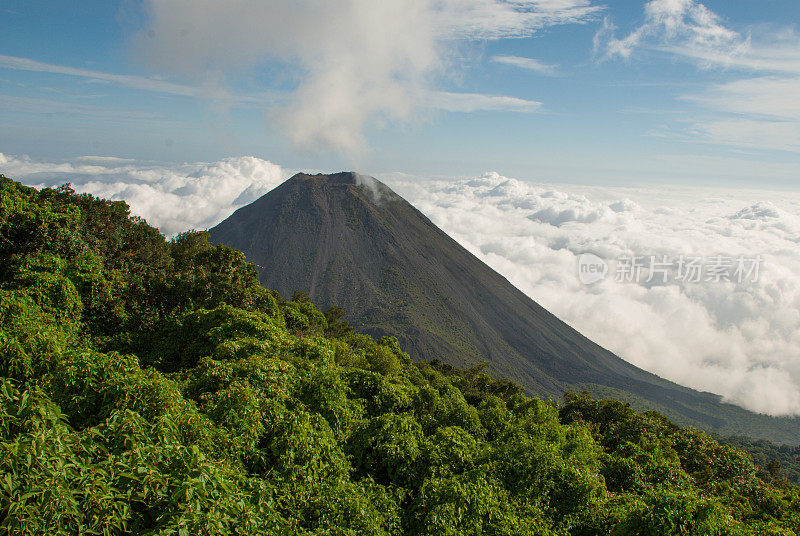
(2, 1, 800, 417)
(2, 0, 800, 187)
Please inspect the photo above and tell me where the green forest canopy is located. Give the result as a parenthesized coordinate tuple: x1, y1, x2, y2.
(0, 174, 799, 535)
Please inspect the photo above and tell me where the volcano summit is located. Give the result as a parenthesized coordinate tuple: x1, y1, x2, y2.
(209, 172, 800, 442)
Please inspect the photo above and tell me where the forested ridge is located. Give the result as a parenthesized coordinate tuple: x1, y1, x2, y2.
(1, 174, 798, 535)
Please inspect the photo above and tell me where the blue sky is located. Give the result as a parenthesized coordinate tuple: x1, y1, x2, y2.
(2, 0, 800, 188)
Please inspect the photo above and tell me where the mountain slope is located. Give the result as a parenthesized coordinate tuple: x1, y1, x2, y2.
(4, 174, 799, 535)
(209, 172, 800, 443)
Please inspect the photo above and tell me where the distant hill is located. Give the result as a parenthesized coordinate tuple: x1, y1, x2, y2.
(210, 171, 800, 443)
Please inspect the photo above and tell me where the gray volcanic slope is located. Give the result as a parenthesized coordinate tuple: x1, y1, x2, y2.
(209, 172, 800, 443)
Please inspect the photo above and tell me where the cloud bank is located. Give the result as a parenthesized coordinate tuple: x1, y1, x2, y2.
(0, 153, 287, 236)
(132, 0, 600, 154)
(387, 172, 800, 416)
(4, 153, 800, 416)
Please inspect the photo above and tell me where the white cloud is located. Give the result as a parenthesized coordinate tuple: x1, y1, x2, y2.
(659, 28, 800, 74)
(0, 2, 600, 155)
(682, 75, 800, 152)
(596, 1, 800, 153)
(132, 0, 600, 154)
(687, 76, 800, 120)
(491, 55, 559, 75)
(0, 54, 259, 104)
(428, 91, 542, 113)
(385, 171, 800, 416)
(5, 153, 800, 417)
(435, 0, 601, 39)
(0, 153, 287, 236)
(597, 0, 743, 62)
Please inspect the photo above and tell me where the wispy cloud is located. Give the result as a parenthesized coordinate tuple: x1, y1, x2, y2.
(595, 1, 800, 154)
(595, 0, 743, 62)
(132, 0, 600, 155)
(0, 51, 550, 148)
(681, 75, 800, 152)
(428, 91, 543, 113)
(491, 55, 559, 75)
(0, 54, 268, 106)
(434, 0, 602, 39)
(0, 94, 161, 120)
(656, 29, 800, 75)
(687, 76, 800, 120)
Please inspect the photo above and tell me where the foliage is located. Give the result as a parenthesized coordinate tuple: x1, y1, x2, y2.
(719, 435, 800, 486)
(0, 174, 798, 535)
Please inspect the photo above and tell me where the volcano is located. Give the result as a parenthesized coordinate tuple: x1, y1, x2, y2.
(209, 172, 800, 442)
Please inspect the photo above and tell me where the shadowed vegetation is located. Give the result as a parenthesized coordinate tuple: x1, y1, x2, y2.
(1, 174, 798, 535)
